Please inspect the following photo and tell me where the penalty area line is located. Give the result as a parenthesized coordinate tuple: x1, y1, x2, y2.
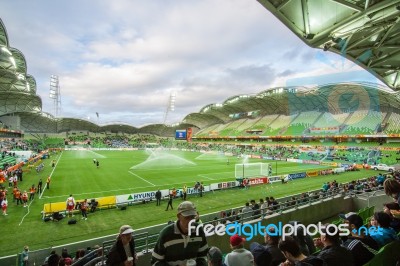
(128, 171, 156, 186)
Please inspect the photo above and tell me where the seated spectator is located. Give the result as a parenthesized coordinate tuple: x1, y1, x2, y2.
(61, 248, 72, 265)
(207, 246, 223, 266)
(250, 199, 260, 217)
(288, 221, 316, 256)
(224, 234, 254, 266)
(341, 213, 378, 266)
(383, 202, 400, 232)
(383, 178, 400, 206)
(249, 242, 272, 266)
(278, 236, 325, 266)
(46, 253, 60, 266)
(241, 202, 253, 222)
(313, 224, 354, 266)
(370, 211, 399, 248)
(264, 227, 286, 266)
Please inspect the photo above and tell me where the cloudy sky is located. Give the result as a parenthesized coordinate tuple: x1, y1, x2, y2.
(0, 0, 381, 127)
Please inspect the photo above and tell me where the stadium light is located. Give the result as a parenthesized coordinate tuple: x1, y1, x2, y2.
(50, 75, 62, 117)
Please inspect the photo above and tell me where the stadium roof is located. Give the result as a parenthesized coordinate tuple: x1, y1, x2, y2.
(257, 0, 400, 91)
(182, 82, 400, 128)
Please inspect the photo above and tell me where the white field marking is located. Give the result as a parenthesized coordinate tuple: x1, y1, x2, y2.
(197, 175, 214, 180)
(39, 151, 63, 199)
(128, 171, 156, 186)
(18, 198, 34, 226)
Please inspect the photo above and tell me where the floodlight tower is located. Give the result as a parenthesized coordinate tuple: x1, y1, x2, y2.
(49, 75, 62, 117)
(163, 92, 176, 124)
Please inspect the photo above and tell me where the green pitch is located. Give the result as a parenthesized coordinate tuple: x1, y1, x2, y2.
(0, 149, 375, 257)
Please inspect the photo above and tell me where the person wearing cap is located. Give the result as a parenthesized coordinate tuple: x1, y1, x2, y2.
(249, 242, 272, 266)
(151, 201, 208, 266)
(341, 213, 378, 266)
(106, 225, 137, 266)
(224, 234, 254, 266)
(207, 246, 223, 266)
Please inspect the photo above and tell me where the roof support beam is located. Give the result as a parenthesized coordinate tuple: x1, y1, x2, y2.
(365, 0, 370, 10)
(371, 49, 400, 67)
(346, 26, 386, 51)
(331, 0, 363, 12)
(277, 0, 292, 11)
(301, 0, 311, 35)
(394, 71, 400, 88)
(377, 17, 400, 48)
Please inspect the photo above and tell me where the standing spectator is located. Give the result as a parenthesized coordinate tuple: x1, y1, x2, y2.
(96, 160, 99, 168)
(165, 194, 173, 211)
(21, 246, 29, 266)
(66, 194, 75, 217)
(80, 199, 89, 220)
(155, 189, 162, 206)
(224, 234, 254, 266)
(37, 179, 43, 194)
(207, 246, 223, 266)
(2, 197, 8, 215)
(106, 225, 137, 266)
(151, 201, 208, 265)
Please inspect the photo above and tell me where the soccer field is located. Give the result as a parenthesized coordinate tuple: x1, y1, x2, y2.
(0, 149, 370, 257)
(40, 149, 329, 202)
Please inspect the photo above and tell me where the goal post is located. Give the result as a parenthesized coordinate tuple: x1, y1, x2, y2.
(235, 162, 271, 178)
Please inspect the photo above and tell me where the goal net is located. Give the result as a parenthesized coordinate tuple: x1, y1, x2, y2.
(235, 162, 270, 178)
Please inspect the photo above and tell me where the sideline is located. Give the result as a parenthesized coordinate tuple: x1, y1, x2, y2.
(19, 151, 63, 226)
(128, 171, 156, 186)
(39, 151, 63, 199)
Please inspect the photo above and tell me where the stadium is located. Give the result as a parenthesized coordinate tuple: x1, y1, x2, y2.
(1, 0, 400, 265)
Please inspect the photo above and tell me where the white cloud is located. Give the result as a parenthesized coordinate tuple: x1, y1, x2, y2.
(0, 0, 379, 127)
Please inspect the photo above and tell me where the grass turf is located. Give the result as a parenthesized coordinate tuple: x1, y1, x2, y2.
(0, 149, 380, 257)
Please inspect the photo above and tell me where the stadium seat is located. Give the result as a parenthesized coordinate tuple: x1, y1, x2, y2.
(363, 240, 400, 266)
